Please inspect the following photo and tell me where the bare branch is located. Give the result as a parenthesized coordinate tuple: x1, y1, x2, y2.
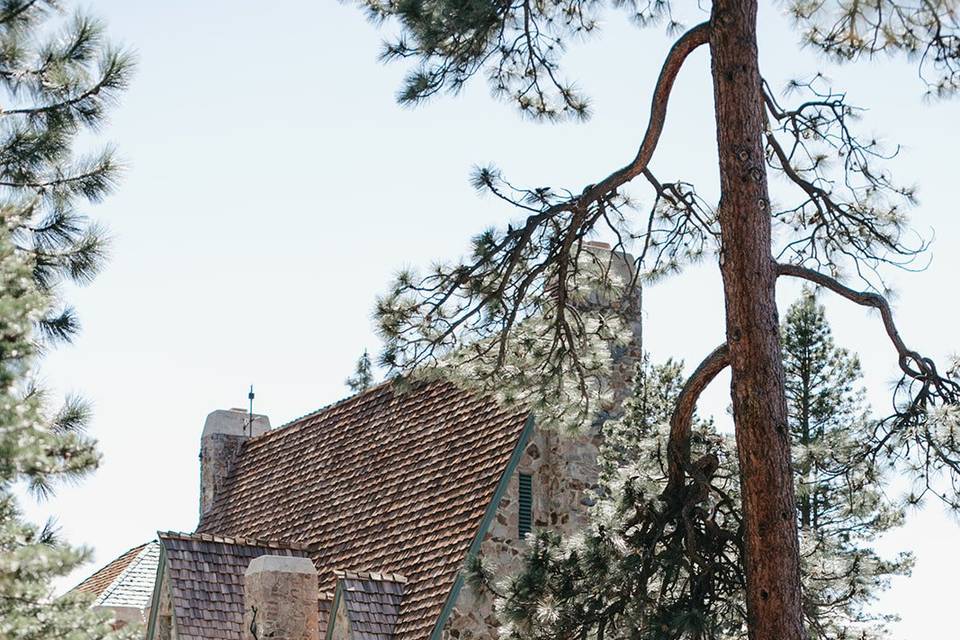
(576, 21, 710, 205)
(776, 263, 938, 381)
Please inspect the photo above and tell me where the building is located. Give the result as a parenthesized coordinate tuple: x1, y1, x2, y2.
(74, 244, 642, 640)
(73, 541, 161, 628)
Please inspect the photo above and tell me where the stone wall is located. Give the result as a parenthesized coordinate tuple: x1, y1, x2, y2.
(441, 424, 601, 640)
(441, 245, 639, 640)
(152, 571, 176, 640)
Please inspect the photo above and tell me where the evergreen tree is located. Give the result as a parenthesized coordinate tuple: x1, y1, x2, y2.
(0, 226, 133, 639)
(473, 358, 743, 640)
(0, 2, 134, 638)
(351, 1, 960, 635)
(1, 0, 133, 343)
(345, 349, 375, 392)
(481, 311, 908, 640)
(783, 291, 910, 639)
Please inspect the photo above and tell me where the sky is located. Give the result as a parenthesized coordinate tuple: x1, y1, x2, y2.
(19, 1, 960, 637)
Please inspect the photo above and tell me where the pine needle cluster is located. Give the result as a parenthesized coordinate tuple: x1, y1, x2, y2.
(0, 0, 133, 344)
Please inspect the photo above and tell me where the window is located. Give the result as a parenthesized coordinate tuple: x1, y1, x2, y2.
(518, 473, 533, 538)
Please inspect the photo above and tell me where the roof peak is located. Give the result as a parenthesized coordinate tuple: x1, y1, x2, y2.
(272, 378, 396, 433)
(71, 541, 153, 597)
(157, 530, 315, 552)
(335, 569, 408, 584)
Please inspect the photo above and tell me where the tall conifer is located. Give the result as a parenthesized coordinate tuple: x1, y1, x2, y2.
(783, 291, 910, 639)
(0, 2, 133, 637)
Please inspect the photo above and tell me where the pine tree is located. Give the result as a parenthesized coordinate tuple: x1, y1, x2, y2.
(1, 0, 133, 344)
(350, 2, 960, 635)
(473, 357, 743, 640)
(0, 226, 133, 639)
(482, 314, 908, 640)
(345, 350, 375, 393)
(0, 2, 134, 638)
(783, 291, 911, 639)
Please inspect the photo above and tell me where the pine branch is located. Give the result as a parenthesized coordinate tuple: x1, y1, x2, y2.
(775, 263, 953, 388)
(665, 343, 729, 499)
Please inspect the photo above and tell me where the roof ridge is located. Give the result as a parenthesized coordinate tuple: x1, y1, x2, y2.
(244, 374, 488, 448)
(157, 530, 316, 552)
(335, 569, 408, 584)
(270, 378, 396, 434)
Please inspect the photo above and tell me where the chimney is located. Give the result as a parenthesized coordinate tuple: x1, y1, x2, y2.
(579, 241, 643, 419)
(199, 408, 270, 519)
(243, 555, 319, 640)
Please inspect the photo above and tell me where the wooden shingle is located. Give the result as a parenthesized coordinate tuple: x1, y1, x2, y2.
(158, 532, 311, 640)
(196, 380, 529, 639)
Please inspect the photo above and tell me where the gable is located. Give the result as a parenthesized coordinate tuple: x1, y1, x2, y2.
(93, 542, 160, 613)
(327, 571, 407, 640)
(152, 532, 312, 640)
(197, 380, 531, 640)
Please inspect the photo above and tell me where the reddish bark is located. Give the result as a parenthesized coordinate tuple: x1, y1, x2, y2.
(708, 0, 805, 637)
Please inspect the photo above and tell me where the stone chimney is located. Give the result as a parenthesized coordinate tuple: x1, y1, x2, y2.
(199, 408, 270, 519)
(243, 555, 319, 640)
(579, 241, 643, 419)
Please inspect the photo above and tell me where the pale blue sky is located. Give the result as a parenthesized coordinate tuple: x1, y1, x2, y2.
(23, 2, 959, 636)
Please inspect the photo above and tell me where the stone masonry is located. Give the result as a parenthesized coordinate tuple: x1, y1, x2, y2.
(242, 555, 319, 640)
(441, 425, 602, 640)
(199, 409, 270, 519)
(442, 243, 641, 640)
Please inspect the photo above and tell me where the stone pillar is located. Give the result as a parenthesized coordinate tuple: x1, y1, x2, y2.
(579, 241, 643, 420)
(243, 555, 319, 640)
(199, 408, 270, 519)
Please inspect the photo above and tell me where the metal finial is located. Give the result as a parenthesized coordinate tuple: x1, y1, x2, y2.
(247, 385, 255, 436)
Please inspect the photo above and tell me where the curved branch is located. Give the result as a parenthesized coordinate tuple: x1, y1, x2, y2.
(776, 261, 960, 426)
(474, 20, 711, 330)
(577, 21, 710, 204)
(775, 263, 927, 378)
(777, 265, 960, 508)
(489, 20, 710, 238)
(665, 343, 730, 498)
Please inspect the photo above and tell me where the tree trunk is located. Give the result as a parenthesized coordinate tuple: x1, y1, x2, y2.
(708, 0, 805, 638)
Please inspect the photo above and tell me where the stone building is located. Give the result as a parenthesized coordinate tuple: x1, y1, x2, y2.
(74, 243, 642, 640)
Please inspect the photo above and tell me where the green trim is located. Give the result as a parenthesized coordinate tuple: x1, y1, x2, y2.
(428, 413, 536, 640)
(144, 542, 167, 640)
(324, 581, 345, 640)
(433, 573, 466, 640)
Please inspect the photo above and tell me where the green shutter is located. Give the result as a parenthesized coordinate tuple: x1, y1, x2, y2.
(518, 473, 533, 537)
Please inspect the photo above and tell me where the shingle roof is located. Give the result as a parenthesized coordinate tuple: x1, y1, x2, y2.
(157, 531, 312, 640)
(197, 380, 530, 640)
(94, 541, 161, 612)
(336, 571, 407, 640)
(73, 542, 152, 599)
